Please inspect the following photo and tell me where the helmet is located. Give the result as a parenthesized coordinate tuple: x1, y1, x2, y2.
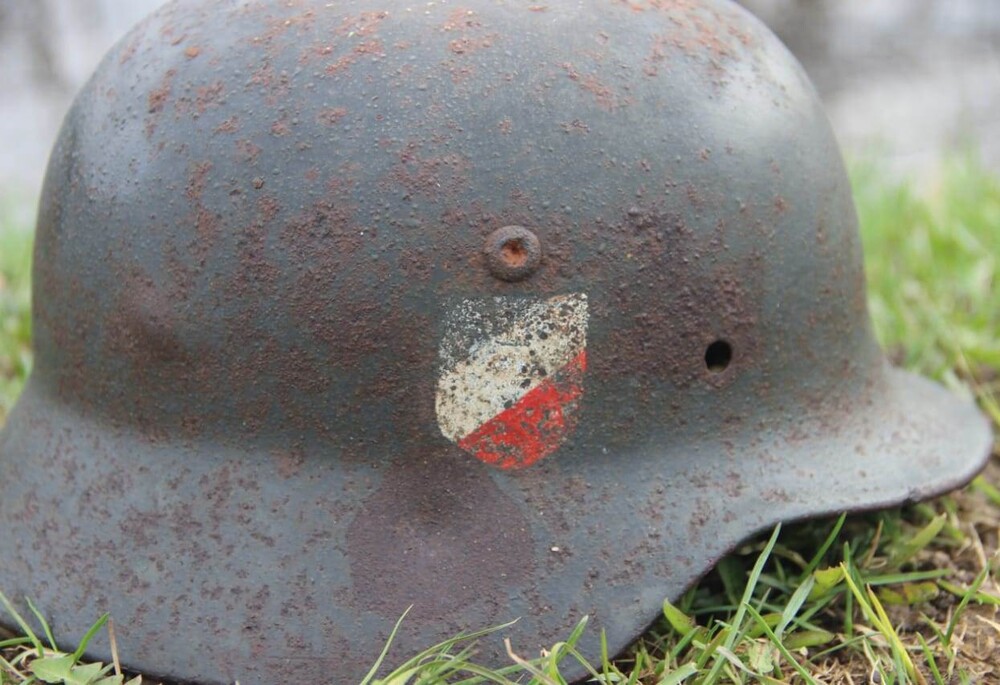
(0, 0, 991, 682)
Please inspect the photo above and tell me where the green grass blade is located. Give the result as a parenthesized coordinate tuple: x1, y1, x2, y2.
(0, 592, 43, 655)
(783, 630, 835, 650)
(945, 564, 992, 644)
(25, 599, 57, 652)
(841, 565, 925, 685)
(745, 605, 819, 685)
(776, 575, 815, 638)
(701, 524, 781, 683)
(662, 599, 697, 637)
(70, 614, 109, 663)
(916, 633, 946, 685)
(866, 569, 951, 586)
(938, 579, 1000, 605)
(714, 556, 745, 609)
(970, 477, 1000, 506)
(887, 514, 947, 570)
(359, 606, 412, 685)
(0, 636, 32, 649)
(802, 514, 847, 578)
(658, 662, 698, 685)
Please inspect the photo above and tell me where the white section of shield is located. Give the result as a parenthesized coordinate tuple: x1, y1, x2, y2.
(436, 293, 589, 443)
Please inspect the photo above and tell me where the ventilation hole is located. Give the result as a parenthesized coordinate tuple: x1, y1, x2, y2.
(705, 340, 733, 373)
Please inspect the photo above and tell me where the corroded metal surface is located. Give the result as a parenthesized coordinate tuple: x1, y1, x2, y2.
(0, 0, 992, 683)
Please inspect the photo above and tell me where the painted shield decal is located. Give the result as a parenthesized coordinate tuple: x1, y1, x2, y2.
(436, 293, 589, 469)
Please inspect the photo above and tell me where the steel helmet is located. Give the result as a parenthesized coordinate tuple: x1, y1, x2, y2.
(0, 0, 992, 683)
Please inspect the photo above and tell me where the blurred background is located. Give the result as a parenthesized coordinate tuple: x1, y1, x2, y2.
(0, 0, 998, 228)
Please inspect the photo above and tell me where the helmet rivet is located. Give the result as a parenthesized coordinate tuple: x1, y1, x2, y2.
(484, 226, 542, 282)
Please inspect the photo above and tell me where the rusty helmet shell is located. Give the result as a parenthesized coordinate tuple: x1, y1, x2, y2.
(0, 0, 991, 683)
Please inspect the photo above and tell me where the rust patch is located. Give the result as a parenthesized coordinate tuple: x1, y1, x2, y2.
(587, 205, 766, 392)
(176, 81, 226, 117)
(119, 33, 142, 65)
(185, 162, 221, 264)
(560, 62, 628, 111)
(278, 180, 381, 366)
(194, 81, 225, 114)
(501, 241, 528, 267)
(317, 107, 348, 126)
(337, 10, 389, 37)
(560, 119, 590, 134)
(255, 8, 318, 46)
(629, 0, 756, 77)
(235, 139, 262, 163)
(300, 43, 334, 65)
(247, 63, 292, 106)
(643, 34, 670, 76)
(214, 116, 240, 134)
(159, 20, 186, 45)
(185, 162, 212, 205)
(448, 34, 497, 55)
(324, 54, 356, 76)
(353, 39, 385, 56)
(441, 8, 481, 32)
(437, 11, 500, 86)
(105, 268, 187, 369)
(319, 39, 385, 77)
(270, 449, 305, 478)
(145, 68, 177, 139)
(388, 143, 473, 200)
(257, 196, 281, 223)
(271, 118, 291, 137)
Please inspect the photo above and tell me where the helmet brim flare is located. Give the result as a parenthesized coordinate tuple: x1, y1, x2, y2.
(0, 365, 989, 684)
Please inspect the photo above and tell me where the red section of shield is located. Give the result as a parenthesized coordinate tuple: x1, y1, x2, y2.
(457, 351, 587, 470)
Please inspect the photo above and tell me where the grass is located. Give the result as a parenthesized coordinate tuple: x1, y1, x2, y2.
(1, 157, 998, 684)
(855, 159, 1000, 402)
(0, 202, 32, 425)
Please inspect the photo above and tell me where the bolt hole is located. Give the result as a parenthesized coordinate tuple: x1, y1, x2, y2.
(500, 239, 528, 267)
(705, 340, 733, 373)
